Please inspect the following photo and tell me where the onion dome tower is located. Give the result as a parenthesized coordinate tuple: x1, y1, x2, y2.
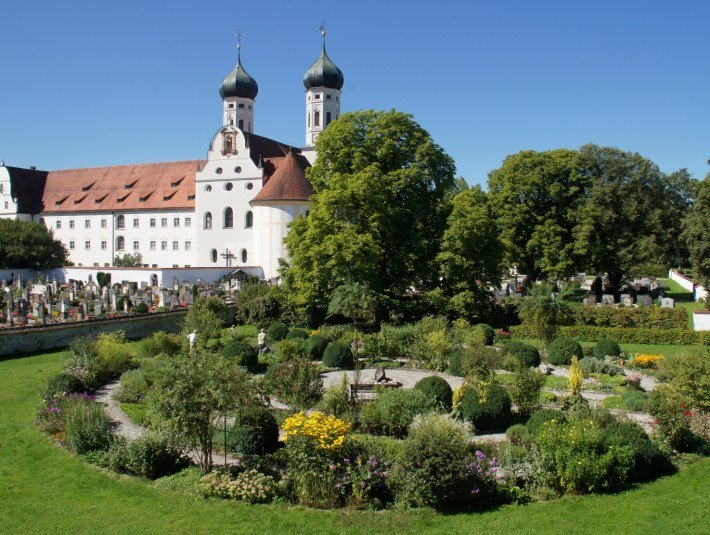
(219, 40, 258, 133)
(303, 27, 344, 146)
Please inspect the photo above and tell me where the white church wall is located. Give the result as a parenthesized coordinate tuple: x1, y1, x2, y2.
(253, 203, 307, 280)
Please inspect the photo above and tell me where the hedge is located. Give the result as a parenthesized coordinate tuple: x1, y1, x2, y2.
(510, 325, 710, 345)
(573, 306, 688, 330)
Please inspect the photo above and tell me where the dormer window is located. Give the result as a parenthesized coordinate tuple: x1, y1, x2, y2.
(124, 180, 138, 189)
(82, 182, 95, 191)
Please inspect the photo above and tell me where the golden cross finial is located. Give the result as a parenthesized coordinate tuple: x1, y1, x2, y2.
(235, 30, 242, 51)
(320, 21, 326, 38)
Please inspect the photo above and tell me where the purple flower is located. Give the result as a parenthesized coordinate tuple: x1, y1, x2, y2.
(343, 458, 350, 464)
(471, 488, 480, 495)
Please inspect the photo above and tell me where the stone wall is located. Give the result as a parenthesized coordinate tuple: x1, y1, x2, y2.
(0, 310, 186, 357)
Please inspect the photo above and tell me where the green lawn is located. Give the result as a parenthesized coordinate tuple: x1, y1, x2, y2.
(1, 350, 709, 534)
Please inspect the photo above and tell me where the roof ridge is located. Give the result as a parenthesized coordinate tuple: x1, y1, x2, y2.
(48, 159, 204, 174)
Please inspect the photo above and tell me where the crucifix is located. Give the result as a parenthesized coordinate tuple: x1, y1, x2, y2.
(220, 248, 235, 267)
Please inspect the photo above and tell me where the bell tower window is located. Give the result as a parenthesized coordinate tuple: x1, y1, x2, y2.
(314, 110, 320, 127)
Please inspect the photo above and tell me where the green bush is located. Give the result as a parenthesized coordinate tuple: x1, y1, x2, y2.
(286, 328, 310, 340)
(230, 406, 280, 455)
(277, 339, 309, 361)
(458, 345, 502, 378)
(64, 397, 113, 454)
(460, 384, 512, 430)
(319, 374, 356, 420)
(413, 376, 453, 411)
(501, 341, 541, 368)
(154, 466, 202, 494)
(472, 323, 495, 345)
(115, 369, 149, 403)
(578, 357, 624, 377)
(574, 306, 688, 329)
(323, 341, 354, 369)
(267, 322, 289, 342)
(94, 331, 136, 379)
(547, 337, 583, 366)
(593, 337, 622, 359)
(506, 424, 532, 445)
(220, 338, 258, 372)
(124, 434, 189, 479)
(42, 372, 86, 400)
(317, 324, 362, 343)
(509, 368, 546, 417)
(600, 421, 671, 482)
(137, 331, 182, 358)
(526, 408, 565, 436)
(360, 388, 434, 437)
(352, 434, 405, 464)
(448, 349, 464, 377)
(135, 302, 149, 314)
(380, 323, 417, 360)
(510, 325, 710, 346)
(304, 334, 328, 360)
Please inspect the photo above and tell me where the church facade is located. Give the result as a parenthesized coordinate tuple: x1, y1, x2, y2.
(0, 34, 344, 281)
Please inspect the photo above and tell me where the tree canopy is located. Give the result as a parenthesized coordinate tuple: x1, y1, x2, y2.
(0, 218, 68, 269)
(682, 172, 710, 308)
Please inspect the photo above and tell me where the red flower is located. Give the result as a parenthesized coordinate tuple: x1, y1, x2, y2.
(683, 410, 693, 417)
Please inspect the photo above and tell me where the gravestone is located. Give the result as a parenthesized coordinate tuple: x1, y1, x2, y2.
(37, 302, 46, 325)
(509, 292, 522, 300)
(621, 294, 633, 307)
(94, 302, 102, 316)
(601, 294, 615, 305)
(660, 297, 674, 308)
(77, 302, 84, 321)
(583, 296, 597, 307)
(637, 294, 653, 306)
(140, 282, 148, 290)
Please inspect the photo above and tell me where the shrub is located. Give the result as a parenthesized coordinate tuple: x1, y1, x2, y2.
(460, 383, 512, 430)
(124, 434, 189, 479)
(414, 376, 453, 411)
(42, 372, 85, 401)
(304, 334, 328, 360)
(64, 397, 113, 454)
(510, 325, 710, 346)
(506, 424, 532, 445)
(277, 339, 308, 361)
(137, 331, 182, 358)
(220, 338, 258, 372)
(509, 368, 546, 417)
(526, 408, 565, 436)
(200, 469, 276, 503)
(458, 345, 502, 378)
(323, 341, 354, 369)
(286, 328, 310, 340)
(266, 357, 323, 411)
(547, 337, 583, 366)
(317, 324, 362, 343)
(230, 406, 279, 455)
(94, 331, 136, 379)
(632, 354, 664, 369)
(472, 323, 495, 345)
(573, 306, 688, 329)
(360, 388, 434, 437)
(593, 337, 621, 359)
(578, 357, 624, 376)
(600, 421, 671, 482)
(115, 369, 148, 403)
(351, 434, 405, 464)
(154, 466, 202, 494)
(319, 374, 357, 421)
(135, 302, 149, 314)
(380, 323, 417, 360)
(267, 322, 289, 342)
(448, 349, 464, 377)
(501, 341, 541, 368)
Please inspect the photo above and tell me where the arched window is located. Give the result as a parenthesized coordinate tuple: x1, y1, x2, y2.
(245, 210, 253, 228)
(314, 110, 320, 127)
(326, 111, 332, 125)
(241, 249, 247, 263)
(238, 119, 244, 130)
(204, 212, 212, 229)
(116, 215, 125, 229)
(224, 207, 233, 228)
(116, 236, 125, 250)
(210, 249, 218, 263)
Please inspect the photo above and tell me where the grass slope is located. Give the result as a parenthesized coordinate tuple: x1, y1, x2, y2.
(1, 350, 708, 534)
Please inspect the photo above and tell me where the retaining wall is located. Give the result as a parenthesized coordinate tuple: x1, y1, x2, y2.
(0, 310, 186, 357)
(668, 269, 695, 292)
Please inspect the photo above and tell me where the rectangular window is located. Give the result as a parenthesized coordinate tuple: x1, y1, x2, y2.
(56, 221, 61, 229)
(85, 219, 90, 229)
(69, 220, 75, 229)
(185, 217, 191, 227)
(161, 218, 167, 228)
(185, 241, 191, 251)
(173, 217, 180, 227)
(101, 219, 107, 228)
(150, 241, 156, 251)
(93, 263, 99, 267)
(104, 263, 110, 267)
(161, 241, 167, 250)
(133, 241, 140, 251)
(150, 218, 156, 228)
(69, 241, 75, 250)
(101, 241, 107, 250)
(133, 218, 139, 228)
(238, 103, 245, 108)
(315, 94, 320, 99)
(85, 241, 91, 250)
(172, 241, 179, 250)
(172, 264, 179, 268)
(4, 201, 8, 209)
(326, 94, 332, 99)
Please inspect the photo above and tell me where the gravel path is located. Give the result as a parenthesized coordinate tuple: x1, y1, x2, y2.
(320, 368, 465, 391)
(94, 380, 146, 441)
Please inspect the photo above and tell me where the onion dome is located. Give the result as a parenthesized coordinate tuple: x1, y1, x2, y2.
(303, 32, 344, 90)
(219, 45, 258, 99)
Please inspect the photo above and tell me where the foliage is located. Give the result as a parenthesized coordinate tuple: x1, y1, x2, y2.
(379, 323, 417, 360)
(265, 357, 323, 411)
(593, 337, 622, 359)
(437, 187, 504, 321)
(650, 385, 702, 452)
(413, 376, 453, 412)
(351, 434, 405, 464)
(409, 316, 454, 372)
(659, 350, 710, 412)
(276, 338, 308, 361)
(509, 368, 546, 417)
(41, 372, 85, 401)
(282, 110, 457, 324)
(0, 218, 69, 268)
(232, 281, 281, 326)
(267, 322, 289, 342)
(200, 469, 276, 503)
(632, 354, 664, 369)
(230, 406, 279, 455)
(304, 334, 329, 360)
(517, 283, 573, 346)
(220, 337, 258, 372)
(115, 369, 148, 403)
(286, 327, 310, 340)
(575, 306, 688, 330)
(149, 350, 256, 473)
(600, 421, 671, 482)
(682, 175, 710, 306)
(578, 357, 623, 376)
(568, 357, 584, 396)
(472, 323, 495, 346)
(96, 272, 112, 288)
(322, 340, 354, 369)
(501, 341, 541, 368)
(506, 424, 533, 446)
(359, 388, 435, 437)
(283, 411, 351, 452)
(319, 374, 358, 422)
(113, 252, 143, 267)
(327, 282, 377, 324)
(510, 324, 710, 345)
(135, 302, 149, 314)
(457, 344, 501, 378)
(526, 408, 566, 436)
(121, 434, 189, 479)
(137, 331, 182, 359)
(153, 466, 202, 494)
(94, 331, 137, 379)
(548, 336, 583, 365)
(63, 397, 113, 454)
(460, 383, 512, 430)
(182, 298, 228, 346)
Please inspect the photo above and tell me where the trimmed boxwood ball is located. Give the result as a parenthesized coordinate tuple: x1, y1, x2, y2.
(501, 341, 541, 368)
(460, 384, 512, 430)
(593, 337, 622, 359)
(473, 323, 495, 346)
(267, 322, 289, 342)
(230, 406, 279, 455)
(220, 338, 258, 372)
(414, 376, 453, 411)
(286, 328, 310, 340)
(600, 420, 671, 481)
(547, 337, 583, 365)
(305, 334, 328, 360)
(323, 340, 354, 369)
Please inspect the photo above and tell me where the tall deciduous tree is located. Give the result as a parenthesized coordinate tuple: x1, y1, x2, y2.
(487, 149, 586, 282)
(437, 187, 503, 321)
(682, 172, 710, 309)
(0, 219, 68, 269)
(282, 110, 456, 323)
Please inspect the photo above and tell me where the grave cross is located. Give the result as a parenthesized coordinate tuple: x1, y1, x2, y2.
(220, 248, 235, 267)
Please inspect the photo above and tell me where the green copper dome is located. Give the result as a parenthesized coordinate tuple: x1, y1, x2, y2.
(303, 41, 344, 91)
(219, 48, 258, 100)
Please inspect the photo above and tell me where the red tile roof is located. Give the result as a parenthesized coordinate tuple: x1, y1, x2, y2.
(252, 152, 313, 203)
(40, 160, 202, 213)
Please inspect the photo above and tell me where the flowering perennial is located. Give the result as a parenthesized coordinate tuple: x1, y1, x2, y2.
(631, 354, 663, 368)
(282, 411, 350, 452)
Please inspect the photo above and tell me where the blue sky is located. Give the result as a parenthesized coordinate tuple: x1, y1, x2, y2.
(1, 0, 708, 186)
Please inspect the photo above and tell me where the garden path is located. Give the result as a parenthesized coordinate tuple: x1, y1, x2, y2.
(320, 368, 466, 391)
(95, 380, 146, 441)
